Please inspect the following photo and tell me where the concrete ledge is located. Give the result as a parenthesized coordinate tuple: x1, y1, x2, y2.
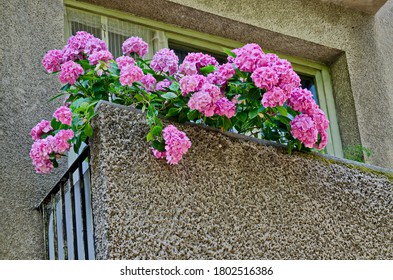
(90, 102, 393, 259)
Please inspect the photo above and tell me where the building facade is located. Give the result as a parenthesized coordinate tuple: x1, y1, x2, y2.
(0, 0, 392, 259)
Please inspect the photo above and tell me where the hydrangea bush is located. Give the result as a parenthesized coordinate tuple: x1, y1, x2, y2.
(30, 31, 329, 174)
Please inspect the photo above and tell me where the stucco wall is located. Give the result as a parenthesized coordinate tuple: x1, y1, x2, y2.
(90, 103, 393, 260)
(0, 0, 65, 259)
(82, 0, 393, 169)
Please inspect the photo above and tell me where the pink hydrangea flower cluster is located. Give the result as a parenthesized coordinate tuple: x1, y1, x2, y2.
(157, 125, 192, 165)
(150, 48, 179, 75)
(31, 120, 53, 141)
(88, 50, 114, 65)
(287, 88, 318, 114)
(42, 49, 64, 73)
(179, 52, 219, 75)
(29, 129, 74, 174)
(116, 56, 135, 70)
(262, 87, 287, 107)
(290, 115, 318, 148)
(207, 63, 235, 86)
(122, 36, 148, 57)
(140, 74, 157, 92)
(52, 129, 74, 154)
(119, 64, 144, 86)
(232, 43, 265, 72)
(59, 61, 84, 85)
(156, 79, 172, 91)
(53, 106, 72, 126)
(251, 67, 279, 91)
(179, 74, 207, 96)
(84, 37, 108, 56)
(287, 89, 329, 149)
(188, 83, 236, 118)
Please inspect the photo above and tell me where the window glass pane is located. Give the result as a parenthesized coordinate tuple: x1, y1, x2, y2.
(68, 8, 102, 38)
(107, 18, 154, 59)
(299, 75, 319, 104)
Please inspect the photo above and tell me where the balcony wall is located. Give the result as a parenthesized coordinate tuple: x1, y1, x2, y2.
(90, 102, 393, 260)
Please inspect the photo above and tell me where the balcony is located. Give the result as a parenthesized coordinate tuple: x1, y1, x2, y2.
(40, 102, 393, 259)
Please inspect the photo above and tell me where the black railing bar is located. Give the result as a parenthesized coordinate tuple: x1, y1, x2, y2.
(60, 183, 68, 260)
(51, 193, 58, 260)
(41, 204, 48, 259)
(78, 160, 89, 259)
(36, 147, 89, 208)
(69, 169, 79, 260)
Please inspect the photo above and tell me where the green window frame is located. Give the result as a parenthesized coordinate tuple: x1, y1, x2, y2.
(64, 0, 343, 157)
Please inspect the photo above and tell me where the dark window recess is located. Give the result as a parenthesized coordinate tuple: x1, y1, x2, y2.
(299, 75, 319, 104)
(169, 40, 227, 64)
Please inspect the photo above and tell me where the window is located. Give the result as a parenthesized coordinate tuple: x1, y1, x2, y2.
(64, 1, 343, 157)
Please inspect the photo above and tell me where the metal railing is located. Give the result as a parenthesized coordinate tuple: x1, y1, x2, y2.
(39, 147, 95, 260)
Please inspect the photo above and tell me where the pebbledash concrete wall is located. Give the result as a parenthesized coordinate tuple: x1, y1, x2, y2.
(90, 103, 393, 259)
(83, 0, 393, 169)
(0, 0, 65, 259)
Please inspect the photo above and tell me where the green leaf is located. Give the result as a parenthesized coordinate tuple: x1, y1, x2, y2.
(161, 92, 178, 99)
(276, 106, 288, 117)
(152, 140, 165, 152)
(223, 117, 233, 131)
(237, 111, 247, 122)
(165, 107, 181, 117)
(223, 48, 236, 58)
(50, 118, 61, 130)
(47, 92, 66, 103)
(187, 110, 200, 120)
(60, 84, 71, 91)
(146, 132, 154, 142)
(277, 115, 291, 126)
(71, 97, 91, 110)
(199, 65, 216, 75)
(248, 108, 259, 119)
(151, 125, 162, 136)
(92, 81, 104, 93)
(84, 123, 93, 137)
(169, 82, 180, 92)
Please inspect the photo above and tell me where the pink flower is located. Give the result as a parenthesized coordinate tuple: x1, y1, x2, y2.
(151, 148, 166, 159)
(188, 83, 222, 117)
(84, 37, 108, 56)
(156, 79, 172, 91)
(262, 87, 288, 108)
(207, 63, 235, 86)
(287, 88, 318, 114)
(178, 61, 198, 76)
(62, 31, 95, 61)
(232, 94, 241, 104)
(233, 43, 265, 72)
(59, 61, 84, 84)
(42, 49, 63, 73)
(116, 56, 135, 70)
(179, 75, 207, 96)
(179, 52, 218, 75)
(150, 48, 179, 75)
(311, 108, 329, 132)
(31, 120, 53, 140)
(119, 64, 144, 86)
(53, 129, 74, 154)
(215, 97, 236, 118)
(29, 137, 55, 174)
(140, 74, 157, 92)
(315, 130, 328, 150)
(162, 125, 192, 165)
(53, 106, 72, 126)
(290, 114, 318, 148)
(251, 66, 279, 91)
(122, 36, 148, 57)
(88, 50, 113, 65)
